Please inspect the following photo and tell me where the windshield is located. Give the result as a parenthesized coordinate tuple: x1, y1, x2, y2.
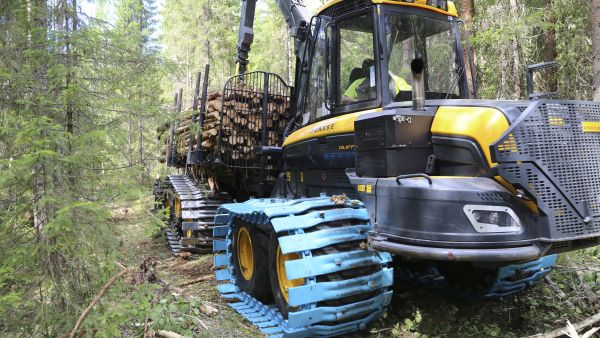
(385, 12, 463, 103)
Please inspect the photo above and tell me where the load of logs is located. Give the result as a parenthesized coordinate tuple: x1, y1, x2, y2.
(159, 83, 291, 165)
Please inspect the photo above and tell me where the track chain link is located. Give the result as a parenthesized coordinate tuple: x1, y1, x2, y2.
(213, 197, 393, 337)
(154, 175, 229, 256)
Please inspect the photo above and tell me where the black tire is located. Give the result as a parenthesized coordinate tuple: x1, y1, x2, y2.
(231, 220, 272, 302)
(268, 231, 301, 318)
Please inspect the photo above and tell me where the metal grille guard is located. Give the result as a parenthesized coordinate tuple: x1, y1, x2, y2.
(492, 100, 600, 239)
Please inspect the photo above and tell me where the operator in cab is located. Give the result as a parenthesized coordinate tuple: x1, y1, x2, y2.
(342, 58, 411, 104)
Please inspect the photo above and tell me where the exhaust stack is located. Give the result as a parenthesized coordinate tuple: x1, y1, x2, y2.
(411, 58, 425, 111)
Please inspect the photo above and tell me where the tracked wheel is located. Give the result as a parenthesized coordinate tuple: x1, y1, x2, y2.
(231, 222, 272, 302)
(156, 175, 230, 256)
(394, 255, 558, 299)
(213, 197, 393, 337)
(268, 232, 303, 318)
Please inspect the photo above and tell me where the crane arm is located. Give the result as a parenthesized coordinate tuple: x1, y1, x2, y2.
(235, 0, 311, 74)
(274, 0, 311, 57)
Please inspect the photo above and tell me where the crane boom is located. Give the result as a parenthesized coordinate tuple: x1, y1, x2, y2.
(235, 0, 311, 74)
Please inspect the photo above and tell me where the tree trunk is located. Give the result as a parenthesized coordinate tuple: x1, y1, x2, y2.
(30, 0, 50, 235)
(460, 0, 475, 98)
(139, 112, 145, 180)
(33, 163, 47, 235)
(186, 46, 191, 106)
(65, 0, 77, 136)
(509, 0, 522, 99)
(544, 0, 557, 93)
(285, 27, 293, 84)
(127, 115, 133, 166)
(592, 0, 600, 101)
(203, 2, 212, 70)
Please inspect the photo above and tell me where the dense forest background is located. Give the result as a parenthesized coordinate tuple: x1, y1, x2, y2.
(161, 0, 597, 103)
(1, 0, 600, 336)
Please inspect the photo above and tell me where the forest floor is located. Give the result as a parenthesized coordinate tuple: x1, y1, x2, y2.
(101, 197, 600, 338)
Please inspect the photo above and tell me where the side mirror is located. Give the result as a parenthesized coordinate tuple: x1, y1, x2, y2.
(292, 21, 308, 41)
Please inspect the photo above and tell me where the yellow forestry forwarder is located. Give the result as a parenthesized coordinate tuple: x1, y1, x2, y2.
(154, 0, 600, 336)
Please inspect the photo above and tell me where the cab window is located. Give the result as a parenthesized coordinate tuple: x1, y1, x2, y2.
(335, 13, 377, 105)
(302, 18, 330, 125)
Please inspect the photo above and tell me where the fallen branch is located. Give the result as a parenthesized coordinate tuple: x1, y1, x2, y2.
(370, 328, 392, 334)
(525, 313, 600, 338)
(69, 268, 129, 338)
(565, 255, 598, 305)
(182, 313, 208, 330)
(157, 330, 187, 338)
(177, 275, 214, 287)
(554, 265, 600, 273)
(544, 275, 566, 299)
(155, 276, 184, 294)
(200, 303, 218, 316)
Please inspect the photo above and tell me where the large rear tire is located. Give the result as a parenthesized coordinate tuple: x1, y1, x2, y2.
(268, 231, 304, 318)
(231, 221, 272, 303)
(213, 197, 392, 336)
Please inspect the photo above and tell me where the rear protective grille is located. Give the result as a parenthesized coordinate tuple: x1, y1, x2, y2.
(492, 100, 600, 237)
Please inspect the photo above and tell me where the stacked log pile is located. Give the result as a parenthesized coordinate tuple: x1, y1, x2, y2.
(158, 84, 290, 165)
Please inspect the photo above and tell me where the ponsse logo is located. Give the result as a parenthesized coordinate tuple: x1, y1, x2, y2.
(311, 123, 335, 133)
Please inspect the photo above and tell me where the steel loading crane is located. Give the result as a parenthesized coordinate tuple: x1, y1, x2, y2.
(155, 0, 600, 336)
(235, 0, 310, 75)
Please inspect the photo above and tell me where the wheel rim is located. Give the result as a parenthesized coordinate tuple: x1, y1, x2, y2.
(276, 245, 304, 302)
(174, 197, 181, 218)
(237, 227, 254, 281)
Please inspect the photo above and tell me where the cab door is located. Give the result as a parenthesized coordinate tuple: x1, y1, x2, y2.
(283, 12, 380, 198)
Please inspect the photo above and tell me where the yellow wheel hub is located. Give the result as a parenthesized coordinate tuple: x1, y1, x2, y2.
(237, 227, 254, 281)
(276, 245, 304, 302)
(174, 197, 181, 218)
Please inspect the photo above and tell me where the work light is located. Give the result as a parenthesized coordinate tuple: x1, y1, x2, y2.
(464, 205, 522, 233)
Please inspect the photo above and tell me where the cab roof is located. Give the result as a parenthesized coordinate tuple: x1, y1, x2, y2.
(317, 0, 458, 18)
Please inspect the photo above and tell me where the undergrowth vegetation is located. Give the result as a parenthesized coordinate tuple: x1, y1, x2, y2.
(44, 199, 599, 338)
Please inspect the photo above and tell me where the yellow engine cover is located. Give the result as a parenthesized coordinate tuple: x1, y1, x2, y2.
(431, 106, 510, 165)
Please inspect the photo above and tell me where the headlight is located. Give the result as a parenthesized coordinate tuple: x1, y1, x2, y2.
(463, 205, 522, 233)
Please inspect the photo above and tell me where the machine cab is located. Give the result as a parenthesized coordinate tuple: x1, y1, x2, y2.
(282, 0, 471, 197)
(293, 0, 470, 127)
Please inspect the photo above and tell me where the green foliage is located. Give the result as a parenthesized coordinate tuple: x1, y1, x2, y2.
(79, 281, 157, 337)
(552, 0, 593, 100)
(0, 0, 168, 335)
(468, 0, 593, 100)
(368, 247, 600, 338)
(251, 0, 294, 82)
(160, 0, 239, 104)
(82, 279, 219, 338)
(159, 0, 328, 100)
